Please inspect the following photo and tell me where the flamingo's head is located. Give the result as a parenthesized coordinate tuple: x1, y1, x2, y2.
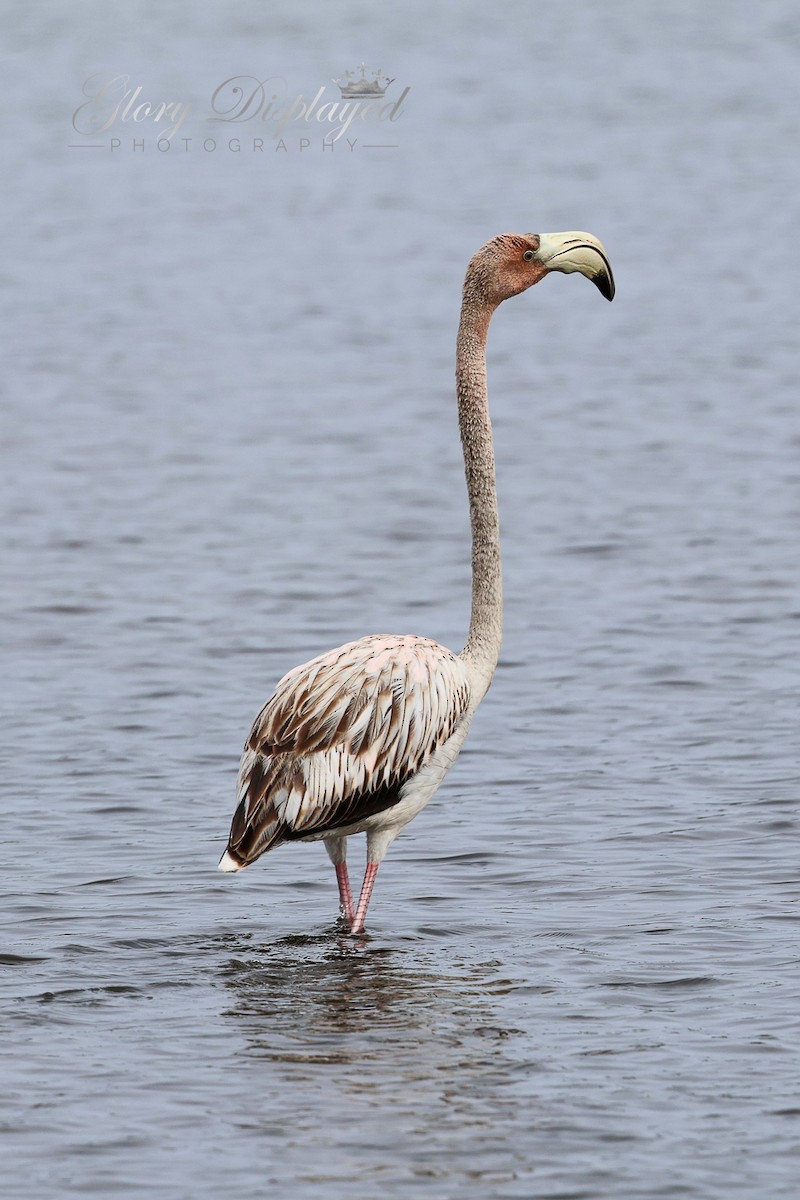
(467, 231, 614, 305)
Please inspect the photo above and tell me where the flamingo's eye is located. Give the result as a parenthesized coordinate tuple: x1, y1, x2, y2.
(523, 249, 535, 262)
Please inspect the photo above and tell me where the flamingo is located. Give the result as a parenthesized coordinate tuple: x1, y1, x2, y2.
(219, 231, 614, 934)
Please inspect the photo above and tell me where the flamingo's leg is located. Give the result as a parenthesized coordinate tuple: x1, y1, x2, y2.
(335, 861, 355, 925)
(350, 861, 380, 935)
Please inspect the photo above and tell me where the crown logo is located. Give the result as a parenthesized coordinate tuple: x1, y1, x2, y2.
(333, 63, 395, 100)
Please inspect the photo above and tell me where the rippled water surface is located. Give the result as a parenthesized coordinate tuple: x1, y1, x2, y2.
(3, 2, 800, 1196)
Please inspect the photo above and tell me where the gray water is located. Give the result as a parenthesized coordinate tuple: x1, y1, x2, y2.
(2, 2, 800, 1196)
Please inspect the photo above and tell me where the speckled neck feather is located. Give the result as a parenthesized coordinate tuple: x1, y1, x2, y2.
(456, 268, 503, 695)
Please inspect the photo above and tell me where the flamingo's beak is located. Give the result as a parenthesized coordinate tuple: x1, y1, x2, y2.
(535, 231, 615, 301)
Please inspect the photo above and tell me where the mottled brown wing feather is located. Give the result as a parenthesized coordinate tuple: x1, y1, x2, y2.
(224, 634, 471, 866)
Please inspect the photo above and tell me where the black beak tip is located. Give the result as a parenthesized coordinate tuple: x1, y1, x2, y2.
(594, 271, 615, 302)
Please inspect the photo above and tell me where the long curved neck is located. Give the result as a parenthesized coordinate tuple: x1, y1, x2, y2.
(456, 292, 502, 697)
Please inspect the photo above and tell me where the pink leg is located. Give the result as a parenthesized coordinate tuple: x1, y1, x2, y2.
(350, 861, 380, 935)
(335, 861, 354, 925)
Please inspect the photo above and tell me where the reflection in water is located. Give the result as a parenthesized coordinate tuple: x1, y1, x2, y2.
(216, 929, 531, 1192)
(220, 929, 518, 1076)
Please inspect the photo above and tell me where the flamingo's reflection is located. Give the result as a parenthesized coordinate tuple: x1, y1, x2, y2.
(217, 928, 520, 1093)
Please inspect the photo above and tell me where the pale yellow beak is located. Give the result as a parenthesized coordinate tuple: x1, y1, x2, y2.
(535, 231, 615, 301)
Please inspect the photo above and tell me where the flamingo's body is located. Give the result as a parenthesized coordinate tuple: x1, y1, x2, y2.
(220, 231, 614, 933)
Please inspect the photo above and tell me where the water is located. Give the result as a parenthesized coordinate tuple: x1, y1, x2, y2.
(3, 1, 800, 1196)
